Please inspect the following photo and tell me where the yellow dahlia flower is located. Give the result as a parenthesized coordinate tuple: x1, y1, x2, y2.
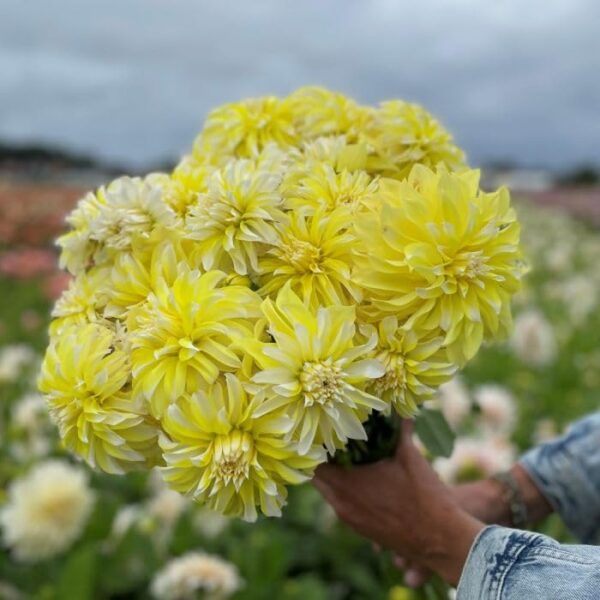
(185, 160, 285, 275)
(56, 188, 103, 275)
(39, 324, 160, 474)
(368, 316, 457, 416)
(285, 86, 369, 141)
(130, 268, 262, 418)
(105, 249, 153, 319)
(284, 163, 378, 214)
(57, 176, 178, 275)
(50, 267, 109, 334)
(194, 96, 298, 161)
(366, 101, 465, 179)
(150, 157, 213, 218)
(42, 86, 525, 521)
(246, 285, 386, 454)
(289, 136, 369, 174)
(258, 207, 361, 309)
(160, 374, 325, 521)
(105, 239, 192, 319)
(354, 165, 523, 364)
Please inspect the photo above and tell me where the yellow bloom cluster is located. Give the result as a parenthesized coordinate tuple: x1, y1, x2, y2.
(41, 86, 524, 520)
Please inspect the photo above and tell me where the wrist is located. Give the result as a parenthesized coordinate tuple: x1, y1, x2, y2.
(511, 463, 553, 523)
(423, 510, 485, 587)
(482, 464, 554, 528)
(452, 479, 513, 526)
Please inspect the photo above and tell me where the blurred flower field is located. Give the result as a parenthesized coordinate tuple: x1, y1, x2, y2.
(1, 190, 599, 600)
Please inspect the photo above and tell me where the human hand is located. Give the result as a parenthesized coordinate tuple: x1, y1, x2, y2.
(393, 464, 554, 587)
(313, 420, 484, 586)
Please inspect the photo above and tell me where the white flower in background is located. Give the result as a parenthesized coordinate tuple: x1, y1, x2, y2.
(10, 436, 52, 463)
(0, 460, 94, 562)
(559, 275, 598, 325)
(108, 474, 189, 551)
(433, 377, 472, 428)
(12, 393, 47, 430)
(10, 393, 53, 461)
(473, 384, 517, 434)
(511, 309, 557, 367)
(0, 581, 23, 600)
(434, 436, 516, 484)
(146, 468, 189, 528)
(191, 507, 230, 540)
(110, 505, 143, 540)
(0, 345, 35, 383)
(544, 242, 573, 273)
(512, 286, 533, 308)
(151, 552, 242, 600)
(147, 489, 188, 529)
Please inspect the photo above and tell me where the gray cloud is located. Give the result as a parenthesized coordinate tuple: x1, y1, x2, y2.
(0, 0, 598, 169)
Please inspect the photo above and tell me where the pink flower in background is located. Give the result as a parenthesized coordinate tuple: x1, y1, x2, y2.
(0, 249, 56, 279)
(42, 272, 71, 301)
(0, 184, 81, 247)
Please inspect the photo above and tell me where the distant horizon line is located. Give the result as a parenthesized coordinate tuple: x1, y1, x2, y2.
(0, 138, 598, 177)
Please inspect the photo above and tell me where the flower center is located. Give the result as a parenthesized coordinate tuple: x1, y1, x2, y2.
(178, 337, 199, 361)
(225, 204, 243, 226)
(300, 360, 344, 407)
(164, 181, 196, 217)
(335, 192, 355, 206)
(372, 352, 406, 395)
(213, 431, 254, 490)
(281, 237, 322, 272)
(447, 250, 490, 281)
(199, 195, 244, 230)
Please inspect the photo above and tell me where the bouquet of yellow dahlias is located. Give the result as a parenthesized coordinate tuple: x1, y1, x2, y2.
(39, 87, 524, 520)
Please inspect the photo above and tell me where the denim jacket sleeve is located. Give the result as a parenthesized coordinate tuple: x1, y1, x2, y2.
(520, 412, 600, 543)
(457, 413, 600, 599)
(457, 525, 600, 599)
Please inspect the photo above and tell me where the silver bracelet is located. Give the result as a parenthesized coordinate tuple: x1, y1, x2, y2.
(491, 471, 529, 529)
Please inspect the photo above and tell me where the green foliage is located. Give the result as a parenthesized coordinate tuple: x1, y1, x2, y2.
(55, 544, 96, 600)
(0, 275, 51, 351)
(414, 409, 455, 458)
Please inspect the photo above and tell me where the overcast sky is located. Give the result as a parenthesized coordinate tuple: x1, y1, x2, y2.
(1, 0, 599, 170)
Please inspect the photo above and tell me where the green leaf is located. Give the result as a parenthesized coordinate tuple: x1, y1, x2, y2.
(99, 526, 159, 596)
(280, 576, 329, 600)
(55, 544, 96, 600)
(422, 574, 452, 600)
(414, 409, 455, 458)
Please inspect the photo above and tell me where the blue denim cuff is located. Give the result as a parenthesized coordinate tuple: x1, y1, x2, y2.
(456, 525, 544, 600)
(520, 414, 600, 543)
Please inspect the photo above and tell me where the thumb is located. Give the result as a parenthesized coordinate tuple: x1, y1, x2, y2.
(314, 462, 346, 486)
(313, 463, 350, 511)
